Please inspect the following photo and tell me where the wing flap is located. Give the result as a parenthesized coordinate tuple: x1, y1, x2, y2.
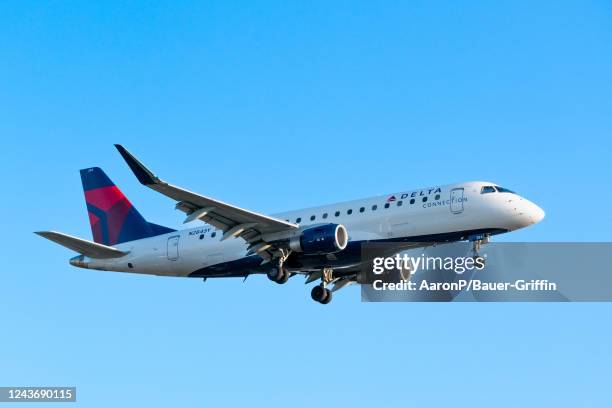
(36, 231, 129, 259)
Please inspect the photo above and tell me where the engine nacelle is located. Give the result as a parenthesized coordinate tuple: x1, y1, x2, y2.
(289, 224, 348, 255)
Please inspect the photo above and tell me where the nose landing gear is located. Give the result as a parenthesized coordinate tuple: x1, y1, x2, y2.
(469, 234, 490, 266)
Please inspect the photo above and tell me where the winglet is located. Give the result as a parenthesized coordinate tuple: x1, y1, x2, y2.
(114, 144, 159, 185)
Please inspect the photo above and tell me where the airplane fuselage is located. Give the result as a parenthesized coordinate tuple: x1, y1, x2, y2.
(72, 181, 544, 278)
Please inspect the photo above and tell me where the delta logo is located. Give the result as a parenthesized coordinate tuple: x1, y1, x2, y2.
(387, 187, 443, 203)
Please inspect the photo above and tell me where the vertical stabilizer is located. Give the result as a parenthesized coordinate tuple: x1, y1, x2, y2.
(80, 167, 173, 245)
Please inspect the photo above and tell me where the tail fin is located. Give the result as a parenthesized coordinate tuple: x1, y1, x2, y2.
(80, 167, 174, 245)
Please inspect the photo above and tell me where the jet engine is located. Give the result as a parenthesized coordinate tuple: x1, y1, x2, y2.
(289, 224, 348, 255)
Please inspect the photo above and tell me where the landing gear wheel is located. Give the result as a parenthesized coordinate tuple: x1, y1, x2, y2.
(267, 267, 289, 284)
(320, 289, 332, 304)
(473, 255, 486, 267)
(311, 284, 332, 304)
(277, 269, 289, 284)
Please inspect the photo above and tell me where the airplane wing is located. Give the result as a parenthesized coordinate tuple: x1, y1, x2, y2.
(35, 231, 129, 259)
(115, 145, 298, 249)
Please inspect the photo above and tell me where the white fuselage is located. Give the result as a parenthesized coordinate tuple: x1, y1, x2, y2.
(76, 181, 544, 277)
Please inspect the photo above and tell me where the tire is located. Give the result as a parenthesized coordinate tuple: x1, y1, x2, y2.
(267, 267, 289, 284)
(311, 285, 326, 302)
(320, 288, 332, 304)
(473, 256, 486, 267)
(267, 267, 280, 282)
(276, 269, 289, 284)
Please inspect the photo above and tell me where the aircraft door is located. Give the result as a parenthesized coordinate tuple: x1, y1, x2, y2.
(167, 235, 180, 261)
(450, 188, 464, 214)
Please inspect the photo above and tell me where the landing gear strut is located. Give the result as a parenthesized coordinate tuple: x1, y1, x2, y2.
(311, 267, 334, 304)
(469, 234, 489, 266)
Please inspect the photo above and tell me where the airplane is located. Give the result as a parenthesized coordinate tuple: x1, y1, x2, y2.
(37, 145, 545, 304)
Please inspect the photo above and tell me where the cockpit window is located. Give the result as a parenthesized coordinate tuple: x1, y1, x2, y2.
(481, 186, 496, 194)
(495, 186, 516, 194)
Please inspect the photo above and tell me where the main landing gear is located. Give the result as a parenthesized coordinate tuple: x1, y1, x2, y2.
(267, 248, 291, 284)
(311, 267, 334, 304)
(267, 266, 289, 284)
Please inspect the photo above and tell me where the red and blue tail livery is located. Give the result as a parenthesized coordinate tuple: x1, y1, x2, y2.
(80, 167, 174, 246)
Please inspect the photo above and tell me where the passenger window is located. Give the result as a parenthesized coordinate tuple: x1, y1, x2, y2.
(481, 186, 496, 194)
(372, 205, 377, 211)
(359, 207, 365, 213)
(199, 234, 204, 240)
(334, 211, 340, 217)
(296, 217, 301, 223)
(410, 198, 415, 204)
(422, 197, 427, 202)
(310, 215, 316, 221)
(211, 232, 216, 238)
(435, 194, 440, 200)
(397, 200, 403, 206)
(347, 209, 353, 215)
(322, 213, 328, 219)
(384, 203, 390, 209)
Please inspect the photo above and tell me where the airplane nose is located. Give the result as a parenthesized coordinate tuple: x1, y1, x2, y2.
(528, 202, 545, 224)
(503, 197, 545, 230)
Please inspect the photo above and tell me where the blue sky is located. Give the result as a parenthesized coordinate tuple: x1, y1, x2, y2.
(1, 1, 611, 406)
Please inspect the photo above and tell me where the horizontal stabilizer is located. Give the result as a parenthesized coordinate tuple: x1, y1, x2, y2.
(35, 231, 129, 259)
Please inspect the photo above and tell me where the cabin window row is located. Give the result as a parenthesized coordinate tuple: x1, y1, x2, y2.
(290, 194, 441, 224)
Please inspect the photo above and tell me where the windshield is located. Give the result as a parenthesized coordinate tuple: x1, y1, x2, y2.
(495, 186, 516, 194)
(481, 185, 517, 194)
